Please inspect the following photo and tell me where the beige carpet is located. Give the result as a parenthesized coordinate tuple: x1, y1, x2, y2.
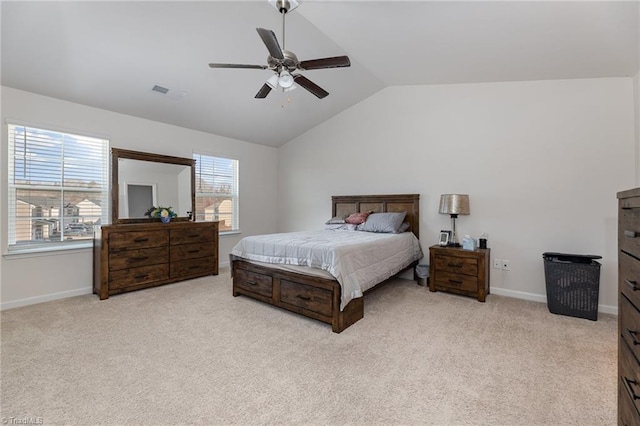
(1, 269, 616, 425)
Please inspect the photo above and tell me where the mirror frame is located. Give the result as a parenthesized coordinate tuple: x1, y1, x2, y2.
(111, 148, 195, 224)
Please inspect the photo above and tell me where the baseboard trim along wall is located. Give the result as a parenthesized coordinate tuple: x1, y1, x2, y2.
(490, 286, 618, 316)
(1, 277, 618, 316)
(1, 287, 93, 311)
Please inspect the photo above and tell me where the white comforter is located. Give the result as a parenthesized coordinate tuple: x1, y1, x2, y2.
(231, 230, 423, 310)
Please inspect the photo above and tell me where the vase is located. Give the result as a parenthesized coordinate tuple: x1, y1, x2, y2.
(160, 216, 171, 224)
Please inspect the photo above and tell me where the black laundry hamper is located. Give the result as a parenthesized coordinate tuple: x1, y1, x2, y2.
(542, 252, 602, 321)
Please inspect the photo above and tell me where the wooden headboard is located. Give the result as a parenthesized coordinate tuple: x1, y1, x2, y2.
(332, 194, 420, 238)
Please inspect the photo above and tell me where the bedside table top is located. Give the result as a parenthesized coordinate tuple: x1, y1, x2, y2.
(430, 245, 490, 253)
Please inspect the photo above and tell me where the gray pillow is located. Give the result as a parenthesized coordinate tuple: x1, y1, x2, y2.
(358, 212, 407, 233)
(325, 216, 346, 225)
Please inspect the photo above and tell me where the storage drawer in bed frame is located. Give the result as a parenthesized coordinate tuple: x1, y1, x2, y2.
(232, 260, 363, 333)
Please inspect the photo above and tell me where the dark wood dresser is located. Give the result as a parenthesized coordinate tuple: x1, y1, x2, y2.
(617, 187, 640, 424)
(93, 221, 218, 299)
(429, 245, 490, 302)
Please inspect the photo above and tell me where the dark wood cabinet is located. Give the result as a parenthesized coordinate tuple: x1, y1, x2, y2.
(617, 188, 640, 425)
(428, 245, 490, 302)
(93, 221, 218, 299)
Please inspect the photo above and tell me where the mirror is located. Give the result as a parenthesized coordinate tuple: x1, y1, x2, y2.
(111, 148, 195, 224)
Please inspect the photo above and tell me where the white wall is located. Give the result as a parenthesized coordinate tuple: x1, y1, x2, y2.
(1, 87, 279, 309)
(278, 78, 636, 313)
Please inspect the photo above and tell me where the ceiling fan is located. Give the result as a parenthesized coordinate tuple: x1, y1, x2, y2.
(208, 0, 350, 99)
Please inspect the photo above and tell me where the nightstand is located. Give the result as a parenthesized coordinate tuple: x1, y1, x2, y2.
(429, 245, 490, 302)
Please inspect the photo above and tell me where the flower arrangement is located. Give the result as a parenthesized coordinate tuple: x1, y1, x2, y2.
(144, 206, 178, 220)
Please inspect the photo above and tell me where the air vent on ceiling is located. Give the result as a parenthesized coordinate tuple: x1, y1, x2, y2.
(152, 85, 169, 94)
(151, 84, 186, 101)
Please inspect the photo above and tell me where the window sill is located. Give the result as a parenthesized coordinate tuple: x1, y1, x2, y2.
(3, 242, 93, 259)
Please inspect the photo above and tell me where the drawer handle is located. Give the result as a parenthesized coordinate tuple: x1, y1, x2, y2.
(624, 377, 640, 400)
(296, 295, 311, 301)
(626, 329, 640, 346)
(246, 280, 257, 285)
(134, 237, 149, 243)
(188, 265, 200, 270)
(131, 256, 149, 261)
(624, 230, 637, 238)
(625, 279, 638, 291)
(448, 279, 463, 285)
(134, 274, 149, 280)
(447, 263, 463, 268)
(187, 234, 200, 239)
(187, 249, 200, 254)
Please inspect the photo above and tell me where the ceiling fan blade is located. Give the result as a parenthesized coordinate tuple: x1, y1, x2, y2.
(293, 75, 329, 99)
(209, 63, 268, 70)
(255, 83, 272, 99)
(256, 28, 284, 60)
(299, 56, 351, 71)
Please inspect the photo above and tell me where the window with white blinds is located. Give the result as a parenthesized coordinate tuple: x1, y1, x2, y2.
(7, 124, 109, 252)
(193, 153, 239, 232)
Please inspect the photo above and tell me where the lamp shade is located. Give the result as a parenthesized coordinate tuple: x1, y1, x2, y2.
(438, 194, 470, 215)
(278, 70, 294, 88)
(265, 74, 279, 90)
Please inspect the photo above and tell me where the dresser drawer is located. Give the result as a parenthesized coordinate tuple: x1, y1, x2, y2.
(620, 204, 640, 259)
(619, 378, 640, 426)
(109, 264, 170, 290)
(170, 227, 216, 246)
(435, 255, 478, 276)
(434, 271, 478, 293)
(280, 279, 333, 317)
(620, 294, 640, 361)
(620, 252, 640, 310)
(170, 242, 214, 261)
(619, 339, 640, 418)
(109, 230, 169, 251)
(171, 256, 216, 278)
(234, 268, 273, 298)
(109, 247, 169, 271)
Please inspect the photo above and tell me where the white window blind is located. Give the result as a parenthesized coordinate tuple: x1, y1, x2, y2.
(193, 153, 239, 232)
(7, 124, 109, 252)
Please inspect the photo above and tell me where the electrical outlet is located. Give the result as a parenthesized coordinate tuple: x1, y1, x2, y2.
(493, 259, 502, 269)
(502, 260, 510, 271)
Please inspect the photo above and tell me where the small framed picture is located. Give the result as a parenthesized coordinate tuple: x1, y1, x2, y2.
(439, 231, 450, 246)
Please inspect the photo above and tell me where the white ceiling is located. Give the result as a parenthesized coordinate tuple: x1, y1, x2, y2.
(2, 1, 638, 148)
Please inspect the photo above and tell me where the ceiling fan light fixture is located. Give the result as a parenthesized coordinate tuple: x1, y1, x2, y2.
(283, 83, 297, 92)
(278, 70, 294, 88)
(266, 74, 279, 89)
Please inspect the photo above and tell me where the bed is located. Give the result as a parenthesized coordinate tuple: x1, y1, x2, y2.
(230, 194, 422, 333)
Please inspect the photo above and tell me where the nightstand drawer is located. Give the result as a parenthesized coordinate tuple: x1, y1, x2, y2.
(434, 255, 478, 276)
(434, 271, 478, 293)
(429, 245, 490, 302)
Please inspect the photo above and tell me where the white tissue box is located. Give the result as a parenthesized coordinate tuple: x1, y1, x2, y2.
(462, 238, 477, 251)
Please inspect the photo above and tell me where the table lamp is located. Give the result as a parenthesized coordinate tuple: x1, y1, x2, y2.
(438, 194, 470, 247)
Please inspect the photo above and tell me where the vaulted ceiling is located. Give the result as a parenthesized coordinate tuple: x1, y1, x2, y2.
(2, 1, 638, 147)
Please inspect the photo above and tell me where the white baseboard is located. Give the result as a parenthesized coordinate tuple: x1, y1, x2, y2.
(1, 287, 93, 311)
(2, 277, 618, 316)
(490, 286, 618, 316)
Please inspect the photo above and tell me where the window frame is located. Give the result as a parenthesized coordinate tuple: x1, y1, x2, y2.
(6, 122, 109, 254)
(193, 152, 239, 234)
